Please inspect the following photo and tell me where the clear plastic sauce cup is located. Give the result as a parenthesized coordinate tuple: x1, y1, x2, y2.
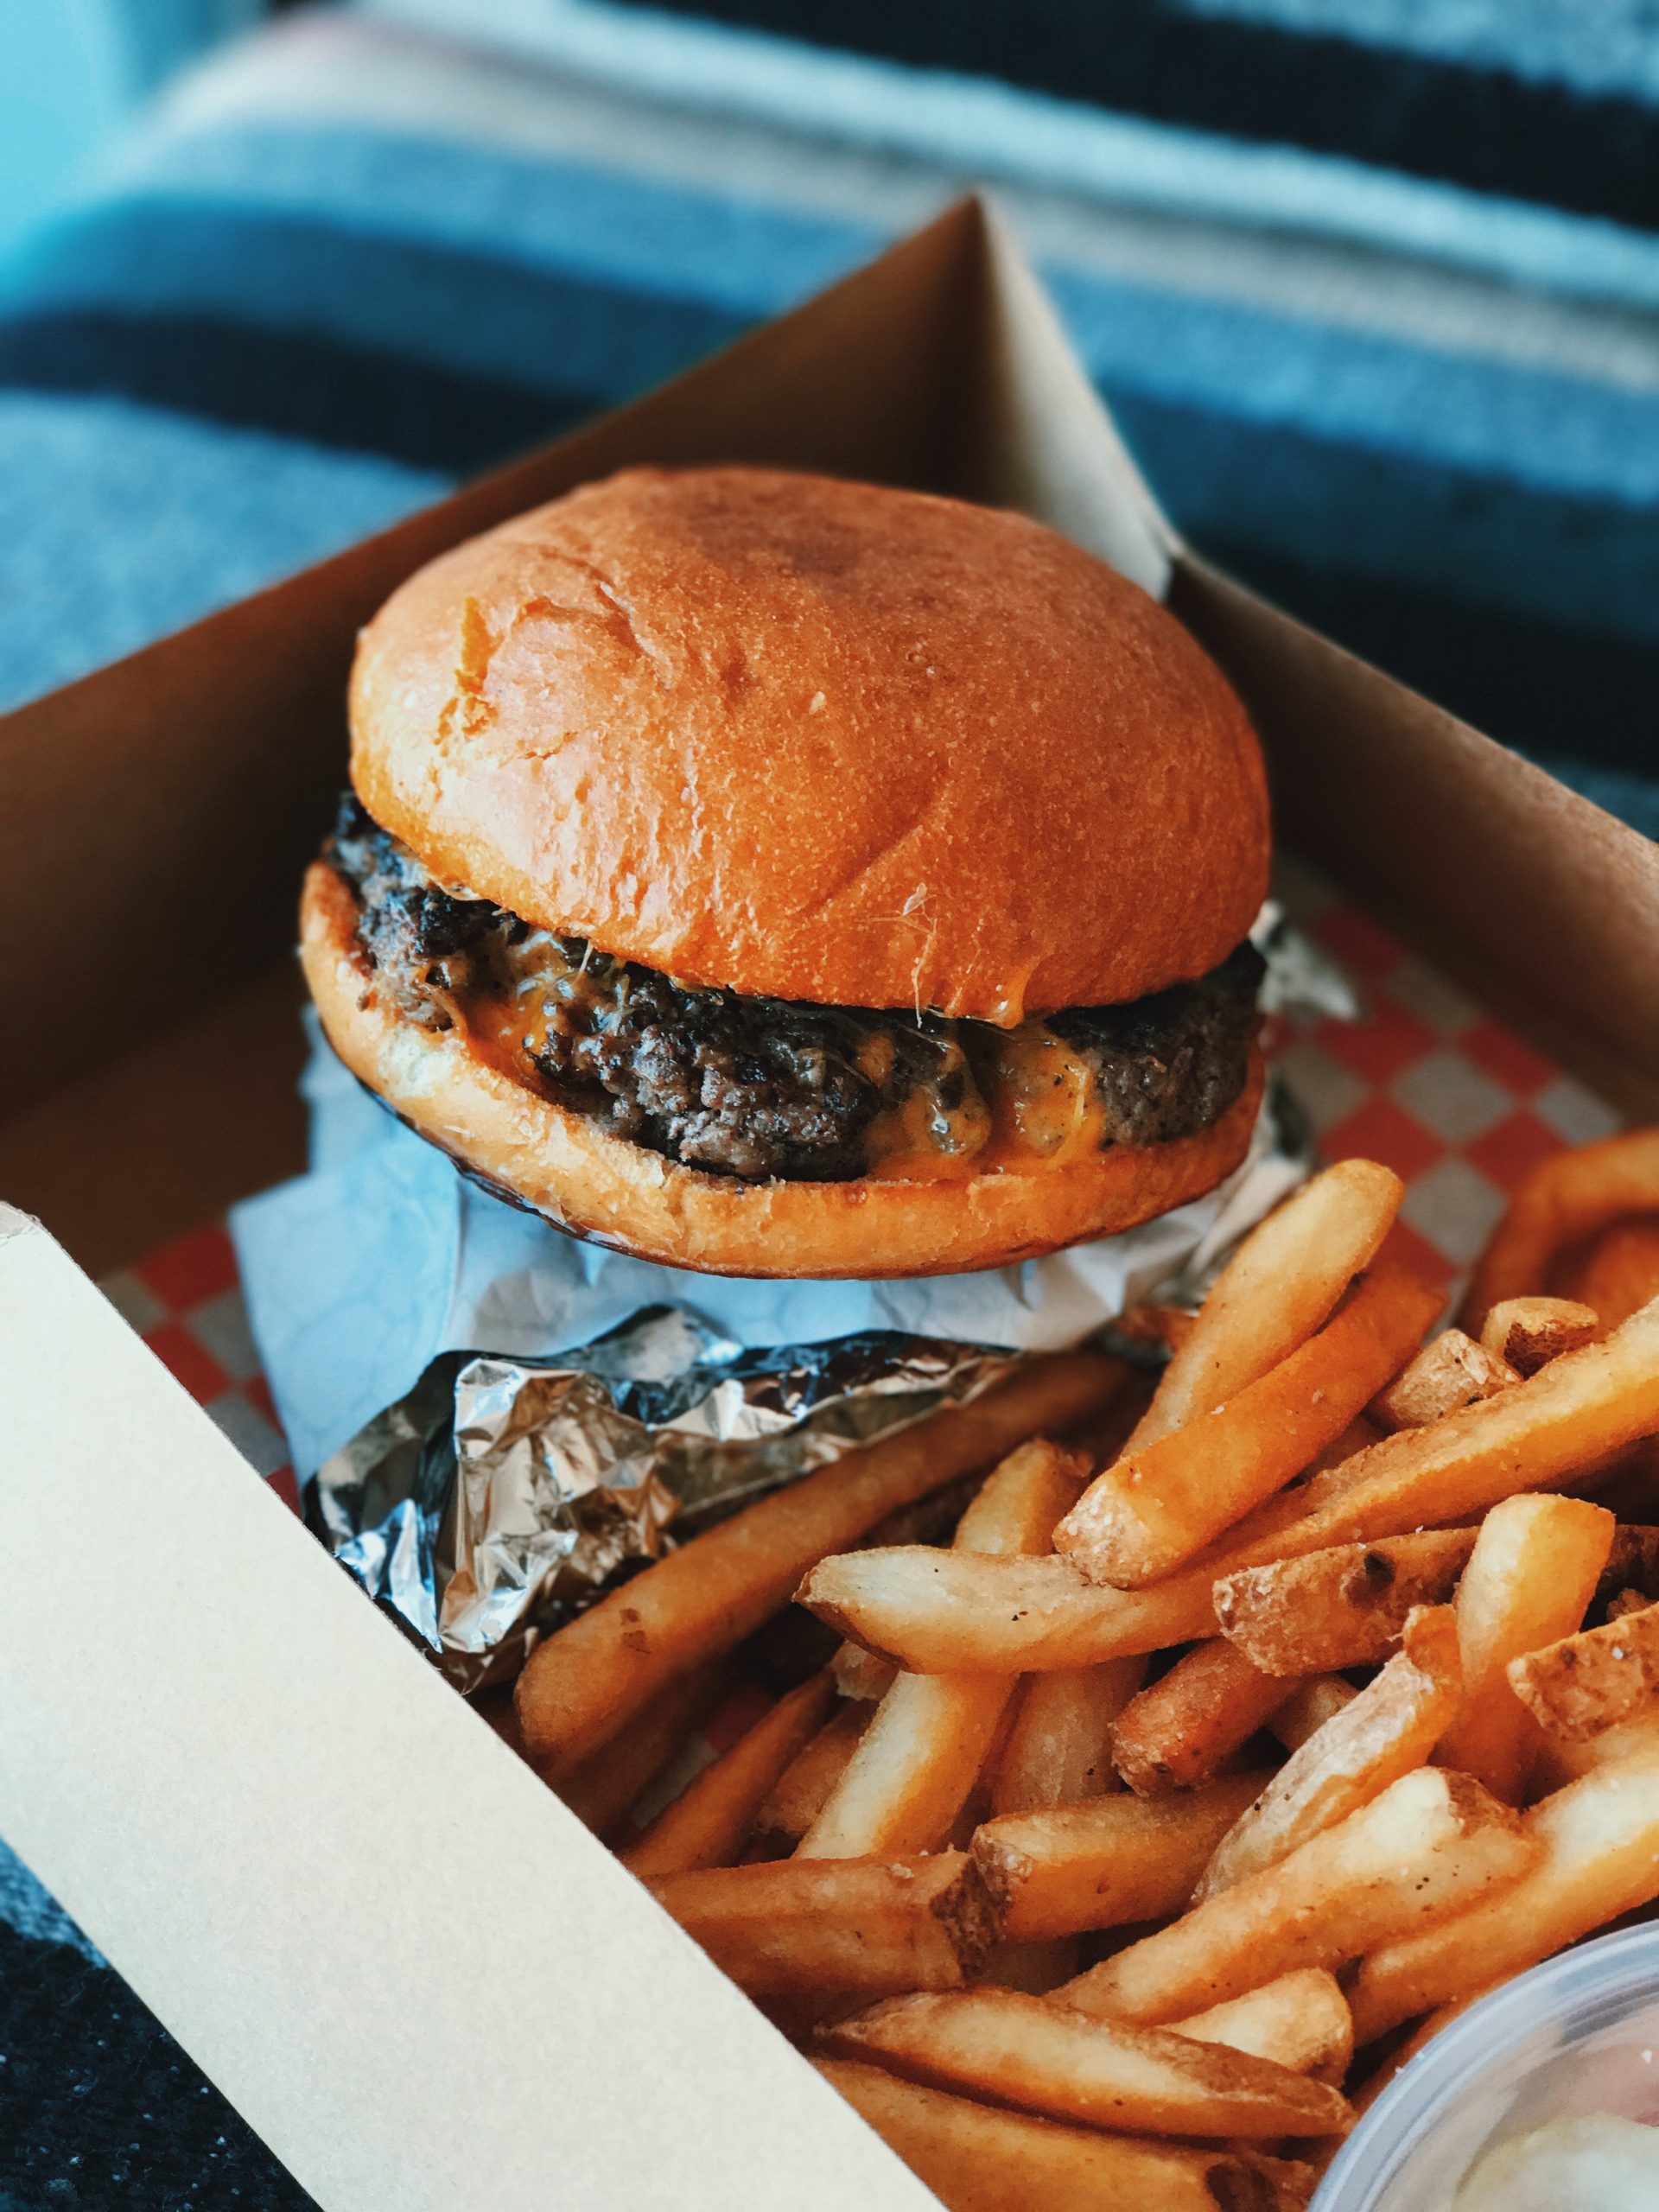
(1316, 1924, 1659, 2209)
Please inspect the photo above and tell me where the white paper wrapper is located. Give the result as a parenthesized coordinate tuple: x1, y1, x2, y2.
(232, 1022, 1302, 1479)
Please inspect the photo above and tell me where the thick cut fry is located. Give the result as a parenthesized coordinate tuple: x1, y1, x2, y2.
(1057, 1269, 1441, 1586)
(650, 1849, 1000, 1999)
(1196, 1606, 1462, 1899)
(818, 1987, 1353, 2139)
(554, 1662, 724, 1838)
(1480, 1296, 1600, 1376)
(1112, 1641, 1298, 1797)
(1566, 1216, 1659, 1330)
(972, 1775, 1267, 1942)
(816, 2060, 1306, 2212)
(1201, 1297, 1659, 1570)
(1370, 1329, 1518, 1432)
(1532, 1708, 1659, 1792)
(1436, 1493, 1613, 1799)
(1462, 1130, 1659, 1333)
(1214, 1530, 1476, 1675)
(1170, 1971, 1353, 2082)
(1306, 1413, 1383, 1475)
(1127, 1160, 1404, 1451)
(991, 1657, 1146, 1815)
(1509, 1602, 1659, 1742)
(515, 1351, 1122, 1773)
(834, 1643, 897, 1700)
(799, 1442, 1089, 1857)
(1057, 1767, 1535, 2024)
(1269, 1676, 1359, 1753)
(1348, 1743, 1659, 2044)
(755, 1702, 872, 1846)
(621, 1669, 835, 1878)
(798, 1549, 1217, 1674)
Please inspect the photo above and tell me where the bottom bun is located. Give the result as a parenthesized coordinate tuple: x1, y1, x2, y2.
(301, 862, 1265, 1280)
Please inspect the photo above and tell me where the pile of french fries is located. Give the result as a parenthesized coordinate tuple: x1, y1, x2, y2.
(505, 1130, 1659, 2212)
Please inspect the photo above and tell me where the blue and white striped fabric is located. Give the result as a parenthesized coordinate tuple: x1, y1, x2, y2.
(0, 2, 1656, 835)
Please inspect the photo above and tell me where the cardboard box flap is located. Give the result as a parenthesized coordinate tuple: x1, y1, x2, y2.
(0, 1210, 935, 2212)
(1174, 558, 1659, 1114)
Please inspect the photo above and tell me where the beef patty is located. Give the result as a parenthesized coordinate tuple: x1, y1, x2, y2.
(327, 794, 1262, 1184)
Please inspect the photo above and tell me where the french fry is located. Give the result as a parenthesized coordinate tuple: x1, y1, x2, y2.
(1201, 1297, 1659, 1570)
(798, 1441, 1090, 1857)
(798, 1549, 1217, 1675)
(972, 1774, 1267, 1942)
(815, 2059, 1308, 2212)
(1056, 1268, 1441, 1587)
(1436, 1493, 1614, 1799)
(1509, 1602, 1659, 1743)
(1370, 1328, 1518, 1432)
(1532, 1708, 1659, 1792)
(1269, 1676, 1359, 1754)
(817, 1986, 1353, 2139)
(1347, 1741, 1659, 2044)
(1195, 1605, 1462, 1899)
(1170, 1971, 1353, 2083)
(834, 1643, 898, 1700)
(1214, 1530, 1477, 1675)
(1565, 1216, 1659, 1330)
(1480, 1296, 1600, 1377)
(806, 1358, 1649, 1681)
(1057, 1766, 1535, 2024)
(515, 1350, 1123, 1775)
(755, 1701, 873, 1847)
(1305, 1414, 1383, 1476)
(991, 1657, 1146, 1815)
(621, 1669, 836, 1878)
(554, 1662, 725, 1838)
(1126, 1160, 1404, 1451)
(650, 1849, 1000, 2000)
(1462, 1129, 1659, 1333)
(1112, 1641, 1298, 1797)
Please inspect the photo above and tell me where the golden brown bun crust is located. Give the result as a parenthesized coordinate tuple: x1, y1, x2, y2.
(302, 863, 1264, 1279)
(351, 467, 1268, 1025)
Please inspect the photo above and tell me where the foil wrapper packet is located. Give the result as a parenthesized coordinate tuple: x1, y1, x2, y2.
(279, 906, 1354, 1692)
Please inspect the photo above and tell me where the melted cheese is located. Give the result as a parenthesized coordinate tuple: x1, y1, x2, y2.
(455, 944, 1102, 1179)
(982, 1026, 1103, 1166)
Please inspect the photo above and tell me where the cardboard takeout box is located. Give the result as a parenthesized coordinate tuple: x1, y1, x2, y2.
(2, 199, 1658, 2209)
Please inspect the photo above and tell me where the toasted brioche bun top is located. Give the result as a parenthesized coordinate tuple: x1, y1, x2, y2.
(351, 466, 1268, 1024)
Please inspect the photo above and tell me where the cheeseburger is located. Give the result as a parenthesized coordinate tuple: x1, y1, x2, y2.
(301, 467, 1269, 1278)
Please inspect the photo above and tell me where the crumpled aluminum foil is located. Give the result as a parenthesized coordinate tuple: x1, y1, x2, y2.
(308, 1313, 1014, 1691)
(306, 902, 1354, 1693)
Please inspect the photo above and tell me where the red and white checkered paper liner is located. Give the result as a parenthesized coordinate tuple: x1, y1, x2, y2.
(97, 875, 1625, 1524)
